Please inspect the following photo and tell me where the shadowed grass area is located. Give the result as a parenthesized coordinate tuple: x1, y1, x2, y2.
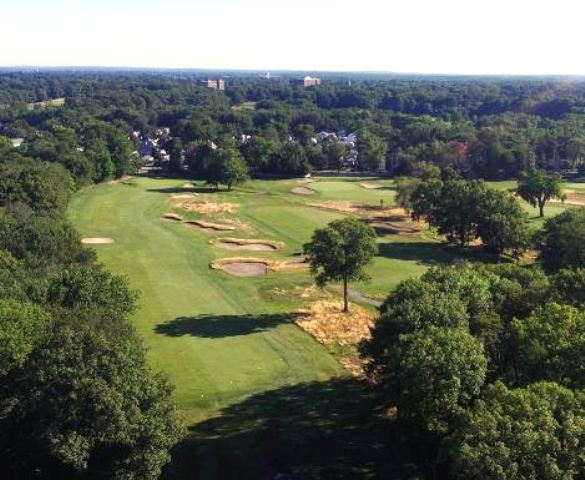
(155, 313, 291, 339)
(163, 378, 424, 480)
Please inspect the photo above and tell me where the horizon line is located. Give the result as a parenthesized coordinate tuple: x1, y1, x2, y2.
(1, 65, 585, 79)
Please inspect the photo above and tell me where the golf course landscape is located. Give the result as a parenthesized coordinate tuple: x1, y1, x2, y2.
(67, 175, 576, 477)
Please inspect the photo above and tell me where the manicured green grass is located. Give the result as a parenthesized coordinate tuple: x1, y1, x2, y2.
(68, 177, 347, 424)
(69, 175, 552, 477)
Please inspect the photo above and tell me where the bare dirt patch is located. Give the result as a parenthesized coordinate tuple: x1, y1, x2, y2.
(291, 186, 316, 195)
(213, 237, 282, 251)
(183, 220, 236, 233)
(163, 213, 184, 222)
(295, 300, 375, 347)
(359, 182, 383, 189)
(171, 192, 200, 200)
(81, 237, 115, 244)
(174, 199, 239, 214)
(550, 189, 585, 206)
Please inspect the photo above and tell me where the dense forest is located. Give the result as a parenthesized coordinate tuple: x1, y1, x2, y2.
(2, 71, 585, 186)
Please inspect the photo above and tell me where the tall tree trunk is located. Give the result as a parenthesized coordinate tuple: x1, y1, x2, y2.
(343, 276, 349, 313)
(539, 199, 545, 217)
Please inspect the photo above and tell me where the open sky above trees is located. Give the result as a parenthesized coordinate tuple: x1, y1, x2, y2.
(1, 0, 585, 75)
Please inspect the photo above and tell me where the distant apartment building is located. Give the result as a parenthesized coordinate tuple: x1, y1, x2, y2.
(202, 79, 226, 91)
(292, 76, 321, 88)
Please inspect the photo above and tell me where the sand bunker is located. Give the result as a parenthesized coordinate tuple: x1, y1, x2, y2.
(359, 182, 383, 189)
(212, 257, 271, 277)
(291, 186, 316, 195)
(222, 262, 269, 277)
(175, 199, 238, 214)
(183, 220, 236, 233)
(163, 213, 184, 222)
(81, 237, 115, 244)
(212, 256, 307, 276)
(213, 237, 282, 251)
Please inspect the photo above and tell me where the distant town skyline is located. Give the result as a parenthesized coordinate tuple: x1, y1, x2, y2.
(1, 0, 583, 75)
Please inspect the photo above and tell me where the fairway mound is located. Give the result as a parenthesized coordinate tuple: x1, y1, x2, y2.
(213, 237, 282, 251)
(175, 199, 239, 214)
(359, 182, 383, 189)
(291, 186, 316, 195)
(81, 237, 115, 244)
(212, 257, 271, 277)
(295, 300, 374, 347)
(183, 220, 236, 232)
(163, 213, 184, 222)
(275, 257, 309, 270)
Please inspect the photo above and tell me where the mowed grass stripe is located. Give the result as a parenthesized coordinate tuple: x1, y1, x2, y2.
(68, 177, 344, 423)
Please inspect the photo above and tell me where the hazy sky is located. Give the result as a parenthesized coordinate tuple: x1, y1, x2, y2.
(1, 0, 583, 74)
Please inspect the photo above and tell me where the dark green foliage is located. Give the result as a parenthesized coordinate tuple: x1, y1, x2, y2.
(394, 327, 487, 434)
(0, 312, 181, 479)
(0, 136, 180, 478)
(0, 212, 95, 270)
(538, 207, 585, 271)
(0, 298, 49, 376)
(517, 169, 565, 217)
(512, 304, 585, 388)
(0, 158, 74, 215)
(551, 269, 585, 306)
(304, 217, 377, 312)
(450, 382, 585, 479)
(47, 264, 137, 319)
(411, 178, 529, 254)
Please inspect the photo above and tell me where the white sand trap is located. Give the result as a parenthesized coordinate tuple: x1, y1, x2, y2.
(360, 182, 382, 189)
(81, 237, 115, 244)
(291, 186, 316, 195)
(215, 239, 278, 251)
(222, 262, 268, 277)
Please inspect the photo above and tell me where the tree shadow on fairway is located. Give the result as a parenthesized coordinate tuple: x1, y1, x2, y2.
(377, 241, 504, 266)
(154, 313, 291, 339)
(146, 186, 223, 194)
(163, 378, 427, 480)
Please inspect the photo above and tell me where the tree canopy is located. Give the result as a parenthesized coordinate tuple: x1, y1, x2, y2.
(303, 217, 377, 312)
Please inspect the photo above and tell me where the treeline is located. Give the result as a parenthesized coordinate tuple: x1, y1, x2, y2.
(0, 138, 180, 477)
(3, 73, 585, 181)
(363, 256, 585, 477)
